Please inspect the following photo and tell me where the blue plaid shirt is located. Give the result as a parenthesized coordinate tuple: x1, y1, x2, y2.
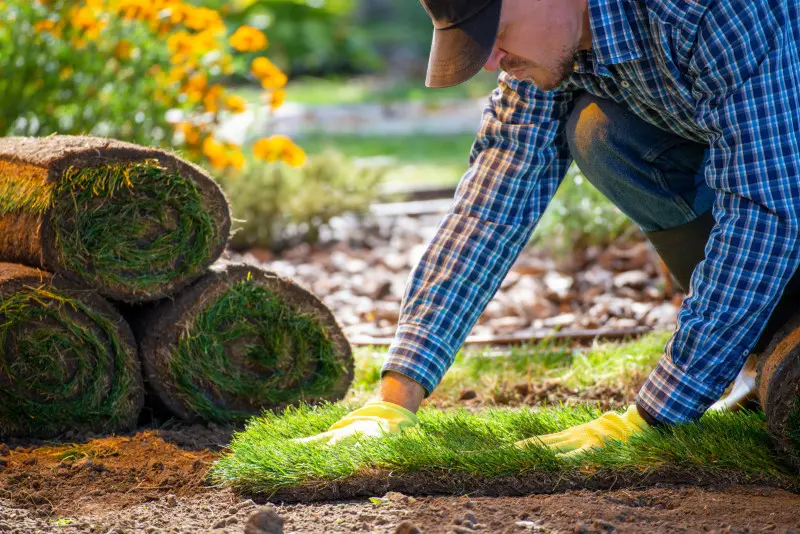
(383, 0, 800, 425)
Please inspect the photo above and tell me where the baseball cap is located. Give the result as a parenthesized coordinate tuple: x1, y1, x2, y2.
(420, 0, 503, 88)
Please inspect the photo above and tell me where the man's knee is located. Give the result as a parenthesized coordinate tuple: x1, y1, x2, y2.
(565, 93, 615, 178)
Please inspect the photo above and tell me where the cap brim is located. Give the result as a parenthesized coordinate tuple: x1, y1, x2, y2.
(425, 0, 502, 88)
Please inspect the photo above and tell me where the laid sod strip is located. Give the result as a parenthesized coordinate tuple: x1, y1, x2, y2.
(759, 310, 800, 472)
(0, 262, 143, 438)
(0, 135, 230, 302)
(125, 262, 353, 422)
(210, 403, 799, 501)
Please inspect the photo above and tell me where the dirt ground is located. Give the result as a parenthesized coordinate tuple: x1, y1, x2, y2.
(1, 420, 799, 534)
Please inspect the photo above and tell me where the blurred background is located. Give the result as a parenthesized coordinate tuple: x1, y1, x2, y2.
(2, 0, 673, 345)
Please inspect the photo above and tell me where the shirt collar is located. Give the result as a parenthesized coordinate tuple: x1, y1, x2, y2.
(587, 0, 643, 66)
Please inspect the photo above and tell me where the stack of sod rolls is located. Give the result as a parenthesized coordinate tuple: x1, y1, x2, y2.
(0, 135, 353, 435)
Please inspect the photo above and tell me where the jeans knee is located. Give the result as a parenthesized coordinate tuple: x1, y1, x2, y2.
(565, 93, 616, 188)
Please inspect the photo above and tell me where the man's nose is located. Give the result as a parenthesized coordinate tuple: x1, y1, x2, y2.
(484, 49, 506, 71)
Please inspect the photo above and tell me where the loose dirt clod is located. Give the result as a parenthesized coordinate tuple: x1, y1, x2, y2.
(244, 508, 284, 534)
(126, 262, 353, 422)
(0, 262, 142, 438)
(758, 310, 800, 472)
(394, 521, 423, 534)
(0, 135, 230, 302)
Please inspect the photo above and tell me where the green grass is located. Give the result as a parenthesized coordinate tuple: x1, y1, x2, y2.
(169, 279, 347, 422)
(299, 133, 475, 187)
(233, 71, 499, 107)
(52, 160, 217, 295)
(211, 403, 796, 499)
(0, 287, 140, 437)
(349, 332, 671, 405)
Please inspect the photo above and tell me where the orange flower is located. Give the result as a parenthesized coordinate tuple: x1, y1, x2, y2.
(251, 56, 288, 90)
(182, 72, 207, 102)
(229, 25, 268, 52)
(69, 6, 107, 40)
(227, 146, 245, 170)
(202, 136, 228, 169)
(282, 144, 306, 167)
(225, 94, 247, 113)
(183, 6, 224, 33)
(253, 135, 305, 167)
(33, 19, 58, 35)
(167, 31, 195, 63)
(202, 84, 224, 113)
(270, 89, 286, 111)
(113, 39, 134, 61)
(177, 122, 201, 145)
(116, 0, 157, 23)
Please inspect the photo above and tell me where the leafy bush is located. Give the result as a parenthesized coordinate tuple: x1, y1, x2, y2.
(198, 0, 380, 76)
(221, 150, 386, 251)
(0, 0, 303, 171)
(532, 164, 632, 256)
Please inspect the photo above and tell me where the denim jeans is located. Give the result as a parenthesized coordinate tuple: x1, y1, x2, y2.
(565, 92, 715, 233)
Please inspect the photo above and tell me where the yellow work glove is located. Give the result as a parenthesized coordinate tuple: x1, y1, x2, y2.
(515, 405, 649, 458)
(293, 400, 418, 446)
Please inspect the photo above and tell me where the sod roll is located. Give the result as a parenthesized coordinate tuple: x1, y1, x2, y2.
(0, 262, 143, 438)
(0, 135, 230, 302)
(128, 262, 354, 422)
(759, 311, 800, 472)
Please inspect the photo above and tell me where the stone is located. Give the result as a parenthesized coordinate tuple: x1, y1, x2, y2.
(394, 521, 422, 534)
(244, 508, 284, 534)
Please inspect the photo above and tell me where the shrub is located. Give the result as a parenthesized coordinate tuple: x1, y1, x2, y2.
(0, 0, 303, 171)
(532, 164, 632, 256)
(221, 150, 386, 251)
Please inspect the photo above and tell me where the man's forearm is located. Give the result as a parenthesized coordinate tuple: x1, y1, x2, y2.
(379, 371, 426, 413)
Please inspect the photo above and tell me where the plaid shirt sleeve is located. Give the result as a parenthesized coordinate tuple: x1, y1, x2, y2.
(638, 4, 800, 424)
(381, 73, 576, 394)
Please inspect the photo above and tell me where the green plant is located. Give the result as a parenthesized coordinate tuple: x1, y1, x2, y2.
(222, 150, 386, 251)
(532, 164, 632, 256)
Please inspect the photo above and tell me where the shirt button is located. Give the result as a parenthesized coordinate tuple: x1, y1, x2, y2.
(620, 80, 631, 88)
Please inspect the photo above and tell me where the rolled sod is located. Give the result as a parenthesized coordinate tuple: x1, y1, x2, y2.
(0, 135, 230, 302)
(0, 262, 143, 438)
(127, 262, 354, 422)
(758, 311, 800, 472)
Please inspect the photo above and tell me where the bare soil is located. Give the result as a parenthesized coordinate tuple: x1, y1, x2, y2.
(1, 424, 798, 533)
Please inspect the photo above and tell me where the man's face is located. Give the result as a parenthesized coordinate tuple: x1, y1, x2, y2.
(484, 0, 590, 91)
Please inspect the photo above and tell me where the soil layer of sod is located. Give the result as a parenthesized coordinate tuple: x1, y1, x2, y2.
(0, 262, 143, 438)
(211, 404, 800, 502)
(126, 262, 354, 423)
(759, 309, 800, 472)
(0, 135, 230, 302)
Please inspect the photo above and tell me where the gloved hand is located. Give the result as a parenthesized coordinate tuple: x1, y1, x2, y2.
(293, 400, 418, 446)
(515, 405, 649, 458)
(708, 354, 758, 412)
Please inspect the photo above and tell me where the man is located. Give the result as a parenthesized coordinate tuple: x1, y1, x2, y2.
(300, 0, 800, 453)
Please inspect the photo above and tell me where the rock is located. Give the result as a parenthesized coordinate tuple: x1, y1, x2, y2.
(543, 271, 574, 300)
(394, 521, 423, 534)
(244, 508, 284, 534)
(612, 270, 650, 290)
(165, 494, 178, 508)
(458, 389, 477, 401)
(0, 445, 9, 457)
(382, 491, 415, 505)
(645, 302, 678, 327)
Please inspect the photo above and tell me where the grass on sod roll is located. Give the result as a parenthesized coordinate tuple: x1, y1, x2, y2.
(169, 280, 345, 422)
(0, 135, 230, 302)
(210, 403, 799, 500)
(51, 161, 216, 294)
(0, 270, 141, 437)
(131, 264, 353, 422)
